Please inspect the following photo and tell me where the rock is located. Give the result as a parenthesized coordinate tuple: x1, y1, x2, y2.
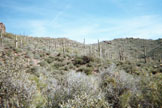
(103, 41, 112, 44)
(0, 22, 6, 33)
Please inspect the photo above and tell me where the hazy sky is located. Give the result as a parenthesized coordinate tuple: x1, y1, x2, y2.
(0, 0, 162, 43)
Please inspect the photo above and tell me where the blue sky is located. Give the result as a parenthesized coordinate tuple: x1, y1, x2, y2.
(0, 0, 162, 43)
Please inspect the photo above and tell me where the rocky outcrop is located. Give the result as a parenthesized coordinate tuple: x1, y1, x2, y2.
(0, 22, 6, 33)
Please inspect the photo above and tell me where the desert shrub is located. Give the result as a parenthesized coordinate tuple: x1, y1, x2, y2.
(27, 66, 41, 77)
(0, 71, 46, 108)
(131, 74, 162, 108)
(73, 56, 84, 66)
(59, 93, 110, 108)
(73, 55, 94, 66)
(43, 77, 58, 108)
(62, 65, 69, 71)
(62, 71, 100, 96)
(77, 66, 93, 75)
(45, 58, 53, 64)
(45, 57, 54, 64)
(160, 68, 162, 73)
(13, 48, 22, 53)
(119, 91, 132, 108)
(118, 73, 162, 108)
(152, 66, 162, 74)
(68, 63, 75, 69)
(54, 55, 64, 62)
(100, 64, 139, 107)
(4, 33, 14, 39)
(5, 49, 13, 56)
(86, 62, 94, 67)
(53, 62, 65, 69)
(82, 55, 94, 62)
(136, 62, 143, 67)
(34, 53, 41, 59)
(84, 67, 93, 75)
(0, 61, 2, 66)
(39, 61, 48, 67)
(39, 52, 46, 57)
(49, 71, 100, 107)
(117, 61, 139, 75)
(26, 51, 33, 58)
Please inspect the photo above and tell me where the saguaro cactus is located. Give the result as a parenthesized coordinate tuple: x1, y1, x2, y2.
(144, 46, 147, 63)
(118, 45, 125, 61)
(83, 38, 85, 48)
(83, 38, 86, 55)
(0, 29, 3, 46)
(20, 37, 24, 48)
(88, 45, 92, 56)
(98, 40, 100, 57)
(98, 40, 102, 57)
(62, 40, 65, 55)
(48, 40, 50, 52)
(119, 49, 124, 61)
(15, 35, 18, 48)
(54, 41, 57, 49)
(142, 40, 147, 63)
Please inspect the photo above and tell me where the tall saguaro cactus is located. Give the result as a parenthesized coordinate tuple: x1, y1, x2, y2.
(15, 35, 18, 48)
(48, 40, 51, 52)
(144, 46, 147, 63)
(98, 40, 100, 57)
(98, 40, 102, 57)
(0, 29, 3, 47)
(83, 38, 86, 55)
(142, 40, 147, 63)
(20, 36, 24, 48)
(83, 38, 85, 48)
(88, 45, 92, 56)
(62, 40, 65, 55)
(54, 41, 57, 49)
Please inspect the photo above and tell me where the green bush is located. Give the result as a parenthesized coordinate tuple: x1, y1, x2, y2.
(77, 66, 93, 75)
(27, 66, 41, 77)
(45, 57, 54, 64)
(26, 51, 33, 58)
(53, 62, 65, 69)
(135, 74, 162, 108)
(68, 63, 75, 69)
(54, 55, 64, 62)
(34, 53, 41, 59)
(39, 61, 48, 67)
(100, 64, 139, 108)
(117, 61, 139, 75)
(13, 48, 22, 53)
(73, 56, 94, 66)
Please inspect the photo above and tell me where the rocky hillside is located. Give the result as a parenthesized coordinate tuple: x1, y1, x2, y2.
(2, 33, 162, 62)
(93, 38, 162, 62)
(0, 33, 162, 108)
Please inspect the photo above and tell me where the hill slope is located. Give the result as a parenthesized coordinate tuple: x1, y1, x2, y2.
(0, 33, 162, 108)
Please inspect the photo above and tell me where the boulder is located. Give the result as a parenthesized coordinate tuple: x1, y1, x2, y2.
(0, 22, 6, 33)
